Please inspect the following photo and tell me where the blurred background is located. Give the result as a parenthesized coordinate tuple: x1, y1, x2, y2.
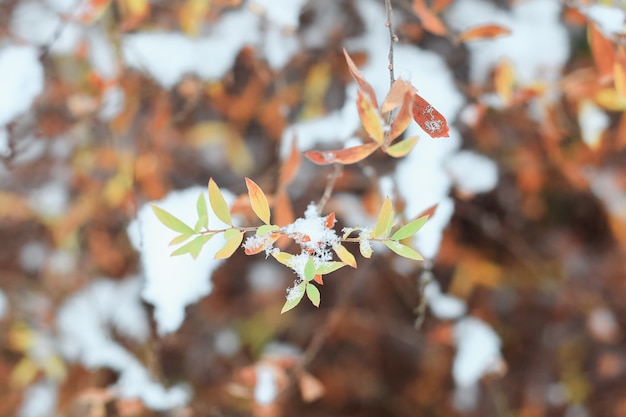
(0, 0, 625, 416)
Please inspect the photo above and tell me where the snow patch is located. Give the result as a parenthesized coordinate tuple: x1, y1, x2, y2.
(446, 151, 498, 194)
(0, 46, 44, 127)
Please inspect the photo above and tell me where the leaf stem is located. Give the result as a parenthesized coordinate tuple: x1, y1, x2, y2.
(317, 164, 343, 214)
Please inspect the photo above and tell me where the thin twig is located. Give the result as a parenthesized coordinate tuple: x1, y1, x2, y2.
(384, 0, 396, 88)
(317, 164, 342, 214)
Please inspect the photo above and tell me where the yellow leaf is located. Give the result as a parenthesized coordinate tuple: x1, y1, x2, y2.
(245, 177, 271, 224)
(10, 358, 39, 387)
(385, 136, 418, 158)
(215, 230, 243, 259)
(357, 91, 384, 145)
(333, 244, 357, 268)
(373, 197, 394, 238)
(494, 58, 515, 106)
(208, 178, 232, 226)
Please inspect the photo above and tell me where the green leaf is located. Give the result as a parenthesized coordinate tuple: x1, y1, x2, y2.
(151, 204, 195, 235)
(391, 215, 429, 240)
(281, 281, 306, 314)
(245, 177, 271, 225)
(194, 193, 208, 232)
(342, 226, 359, 239)
(304, 256, 315, 282)
(373, 197, 394, 238)
(383, 240, 424, 261)
(169, 233, 194, 246)
(385, 136, 418, 158)
(306, 284, 321, 307)
(215, 230, 244, 259)
(257, 224, 280, 237)
(272, 251, 293, 267)
(171, 234, 214, 259)
(315, 262, 346, 275)
(208, 178, 232, 226)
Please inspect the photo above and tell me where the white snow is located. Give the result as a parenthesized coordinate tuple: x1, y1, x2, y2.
(57, 277, 190, 410)
(127, 186, 235, 334)
(453, 317, 502, 388)
(585, 4, 626, 37)
(251, 0, 307, 28)
(586, 168, 626, 219)
(446, 150, 498, 195)
(578, 100, 609, 150)
(0, 45, 44, 127)
(19, 241, 48, 274)
(0, 128, 9, 157)
(18, 380, 58, 417)
(87, 28, 118, 80)
(214, 328, 241, 357)
(254, 365, 278, 405)
(423, 279, 466, 320)
(99, 86, 125, 121)
(28, 181, 69, 219)
(0, 288, 7, 320)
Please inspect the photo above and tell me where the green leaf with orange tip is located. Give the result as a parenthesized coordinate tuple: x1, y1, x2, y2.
(333, 244, 357, 268)
(386, 136, 418, 158)
(306, 284, 321, 307)
(391, 215, 429, 241)
(151, 204, 194, 235)
(373, 197, 394, 238)
(357, 91, 384, 145)
(245, 177, 271, 225)
(281, 281, 306, 314)
(214, 229, 243, 259)
(388, 92, 413, 141)
(194, 193, 208, 232)
(304, 143, 379, 165)
(208, 178, 232, 226)
(383, 240, 424, 261)
(171, 234, 214, 259)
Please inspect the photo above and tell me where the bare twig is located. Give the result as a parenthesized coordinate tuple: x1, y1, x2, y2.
(414, 259, 433, 329)
(384, 0, 397, 88)
(317, 164, 342, 214)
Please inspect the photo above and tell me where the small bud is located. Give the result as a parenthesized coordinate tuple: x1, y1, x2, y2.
(385, 21, 391, 27)
(392, 35, 399, 42)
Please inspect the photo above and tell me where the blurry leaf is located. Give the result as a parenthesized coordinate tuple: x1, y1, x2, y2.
(411, 93, 450, 138)
(151, 205, 195, 235)
(300, 63, 333, 119)
(208, 178, 232, 226)
(373, 197, 394, 238)
(596, 87, 626, 111)
(494, 58, 515, 105)
(589, 22, 615, 81)
(304, 143, 379, 165)
(385, 136, 418, 158)
(281, 281, 306, 314)
(391, 215, 429, 240)
(389, 92, 413, 141)
(383, 241, 424, 261)
(118, 0, 150, 30)
(315, 262, 346, 274)
(171, 234, 213, 258)
(179, 0, 209, 35)
(299, 372, 326, 403)
(357, 91, 384, 145)
(274, 189, 295, 227)
(333, 244, 357, 268)
(614, 46, 626, 97)
(455, 24, 511, 43)
(215, 229, 244, 259)
(343, 48, 379, 108)
(10, 358, 38, 387)
(76, 0, 112, 23)
(280, 136, 301, 186)
(195, 193, 208, 232)
(257, 224, 280, 236)
(169, 233, 194, 246)
(304, 257, 315, 282)
(382, 79, 415, 113)
(245, 178, 271, 225)
(272, 251, 293, 267)
(413, 0, 447, 36)
(432, 0, 455, 12)
(188, 122, 254, 175)
(43, 355, 67, 380)
(306, 284, 321, 307)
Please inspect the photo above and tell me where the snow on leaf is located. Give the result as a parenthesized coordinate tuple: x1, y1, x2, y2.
(257, 224, 280, 237)
(373, 197, 394, 238)
(411, 93, 450, 138)
(385, 136, 418, 158)
(388, 92, 413, 142)
(245, 177, 271, 225)
(383, 240, 424, 261)
(304, 143, 379, 165)
(382, 79, 416, 114)
(281, 281, 306, 314)
(332, 244, 357, 268)
(343, 48, 379, 108)
(208, 178, 233, 226)
(357, 90, 384, 145)
(455, 24, 512, 43)
(306, 284, 321, 307)
(151, 204, 195, 235)
(215, 229, 243, 259)
(391, 215, 429, 241)
(315, 261, 345, 275)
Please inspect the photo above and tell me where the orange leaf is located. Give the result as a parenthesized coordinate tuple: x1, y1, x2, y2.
(614, 46, 626, 97)
(299, 371, 326, 403)
(245, 177, 271, 225)
(357, 91, 384, 144)
(455, 24, 511, 43)
(273, 189, 295, 228)
(280, 135, 301, 187)
(325, 212, 336, 229)
(244, 233, 280, 255)
(432, 0, 455, 12)
(411, 94, 450, 138)
(382, 79, 416, 113)
(413, 0, 447, 36)
(389, 92, 413, 142)
(494, 58, 515, 105)
(589, 22, 615, 82)
(343, 48, 379, 108)
(304, 143, 379, 165)
(313, 274, 324, 285)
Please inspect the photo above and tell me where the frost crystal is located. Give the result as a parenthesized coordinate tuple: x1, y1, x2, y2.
(286, 280, 304, 301)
